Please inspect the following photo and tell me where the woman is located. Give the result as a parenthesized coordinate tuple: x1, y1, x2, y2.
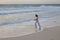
(34, 14, 41, 32)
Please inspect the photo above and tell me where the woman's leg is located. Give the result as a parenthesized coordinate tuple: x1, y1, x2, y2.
(35, 22, 37, 29)
(35, 22, 37, 32)
(37, 21, 41, 30)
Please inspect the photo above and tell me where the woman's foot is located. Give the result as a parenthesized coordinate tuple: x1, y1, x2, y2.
(39, 27, 43, 32)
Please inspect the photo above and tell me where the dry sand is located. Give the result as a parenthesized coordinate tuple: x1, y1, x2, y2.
(0, 26, 60, 40)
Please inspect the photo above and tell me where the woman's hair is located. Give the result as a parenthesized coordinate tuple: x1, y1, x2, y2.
(35, 14, 38, 17)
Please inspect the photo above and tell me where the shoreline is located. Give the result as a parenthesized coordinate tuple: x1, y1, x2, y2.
(0, 26, 60, 40)
(0, 22, 59, 38)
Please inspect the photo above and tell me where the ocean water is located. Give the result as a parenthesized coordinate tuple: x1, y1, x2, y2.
(0, 4, 60, 26)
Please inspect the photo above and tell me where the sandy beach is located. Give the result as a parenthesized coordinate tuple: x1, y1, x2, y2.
(0, 26, 60, 40)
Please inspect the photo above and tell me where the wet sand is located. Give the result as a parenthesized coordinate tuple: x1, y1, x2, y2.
(0, 26, 60, 40)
